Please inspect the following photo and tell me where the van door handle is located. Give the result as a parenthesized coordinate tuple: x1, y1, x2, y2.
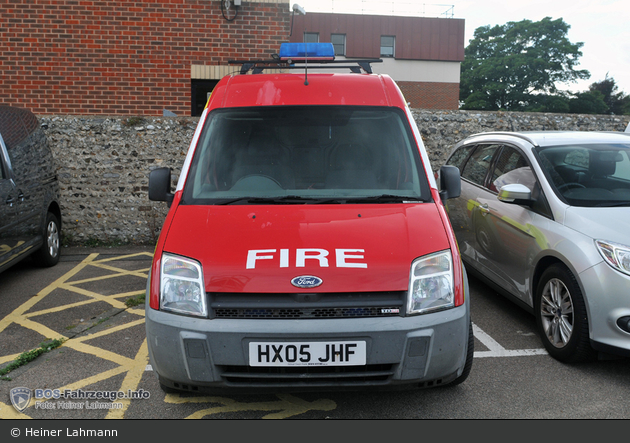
(479, 203, 490, 215)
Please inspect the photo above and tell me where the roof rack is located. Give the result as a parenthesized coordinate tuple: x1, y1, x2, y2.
(228, 42, 382, 75)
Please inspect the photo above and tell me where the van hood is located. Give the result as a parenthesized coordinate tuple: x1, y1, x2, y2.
(564, 206, 630, 245)
(162, 204, 450, 293)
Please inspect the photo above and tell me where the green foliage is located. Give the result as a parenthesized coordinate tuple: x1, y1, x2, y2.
(568, 90, 609, 115)
(460, 17, 590, 111)
(0, 338, 65, 379)
(522, 93, 571, 113)
(588, 75, 630, 115)
(125, 293, 146, 308)
(122, 116, 146, 127)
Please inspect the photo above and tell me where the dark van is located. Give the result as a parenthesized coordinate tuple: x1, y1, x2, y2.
(0, 106, 62, 273)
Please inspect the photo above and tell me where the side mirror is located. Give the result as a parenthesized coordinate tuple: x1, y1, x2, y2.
(497, 183, 532, 205)
(149, 167, 174, 206)
(439, 165, 461, 202)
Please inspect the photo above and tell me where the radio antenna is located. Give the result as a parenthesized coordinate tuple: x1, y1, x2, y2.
(304, 46, 309, 86)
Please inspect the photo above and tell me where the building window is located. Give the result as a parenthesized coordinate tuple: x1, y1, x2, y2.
(331, 34, 346, 56)
(304, 32, 319, 43)
(380, 36, 395, 57)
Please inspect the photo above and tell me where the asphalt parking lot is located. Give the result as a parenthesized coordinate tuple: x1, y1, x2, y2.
(1, 246, 630, 420)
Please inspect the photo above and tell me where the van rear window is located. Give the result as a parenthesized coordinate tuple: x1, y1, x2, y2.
(182, 106, 430, 205)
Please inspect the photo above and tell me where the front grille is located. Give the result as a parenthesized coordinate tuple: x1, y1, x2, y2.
(215, 306, 401, 319)
(209, 291, 405, 319)
(220, 364, 394, 386)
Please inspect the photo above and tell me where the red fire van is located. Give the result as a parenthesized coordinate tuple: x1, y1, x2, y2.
(146, 43, 471, 393)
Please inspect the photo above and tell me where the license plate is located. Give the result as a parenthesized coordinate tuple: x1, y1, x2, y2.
(249, 341, 366, 367)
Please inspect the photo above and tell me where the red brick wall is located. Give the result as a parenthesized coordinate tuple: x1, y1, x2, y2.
(1, 1, 290, 116)
(397, 81, 459, 110)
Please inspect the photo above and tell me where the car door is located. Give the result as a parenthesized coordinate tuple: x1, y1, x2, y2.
(0, 123, 20, 268)
(473, 145, 553, 305)
(0, 107, 40, 268)
(13, 109, 45, 243)
(447, 143, 502, 276)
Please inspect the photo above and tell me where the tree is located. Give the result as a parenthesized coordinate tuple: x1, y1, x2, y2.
(460, 17, 590, 111)
(588, 75, 630, 115)
(522, 93, 570, 113)
(568, 90, 609, 115)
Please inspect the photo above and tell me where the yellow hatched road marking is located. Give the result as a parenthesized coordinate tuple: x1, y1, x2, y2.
(105, 339, 149, 419)
(0, 253, 99, 335)
(54, 283, 128, 309)
(64, 341, 136, 367)
(13, 318, 68, 342)
(1, 250, 338, 419)
(165, 393, 337, 419)
(71, 318, 146, 342)
(0, 400, 32, 419)
(0, 251, 153, 419)
(22, 299, 107, 318)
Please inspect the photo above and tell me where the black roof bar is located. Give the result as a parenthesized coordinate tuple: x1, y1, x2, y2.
(228, 58, 383, 75)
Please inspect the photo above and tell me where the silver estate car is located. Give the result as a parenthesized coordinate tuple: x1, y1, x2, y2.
(444, 131, 630, 363)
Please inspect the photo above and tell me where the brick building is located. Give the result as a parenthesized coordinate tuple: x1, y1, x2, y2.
(289, 12, 465, 110)
(1, 1, 464, 115)
(1, 0, 291, 116)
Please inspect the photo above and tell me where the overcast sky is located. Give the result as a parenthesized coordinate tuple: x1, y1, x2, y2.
(297, 0, 630, 95)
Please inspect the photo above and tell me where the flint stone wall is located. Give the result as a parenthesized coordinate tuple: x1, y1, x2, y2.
(40, 111, 630, 245)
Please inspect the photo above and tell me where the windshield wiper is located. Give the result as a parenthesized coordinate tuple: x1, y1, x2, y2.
(213, 197, 257, 205)
(215, 194, 426, 205)
(593, 201, 630, 207)
(342, 194, 426, 204)
(215, 196, 341, 205)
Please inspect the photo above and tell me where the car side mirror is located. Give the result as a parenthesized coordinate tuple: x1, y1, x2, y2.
(497, 183, 532, 205)
(439, 165, 461, 203)
(149, 167, 174, 206)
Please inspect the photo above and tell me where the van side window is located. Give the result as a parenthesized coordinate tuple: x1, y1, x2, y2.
(0, 107, 31, 153)
(0, 153, 6, 179)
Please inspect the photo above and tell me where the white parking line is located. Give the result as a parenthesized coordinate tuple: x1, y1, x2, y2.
(472, 322, 548, 358)
(145, 323, 548, 371)
(144, 322, 548, 371)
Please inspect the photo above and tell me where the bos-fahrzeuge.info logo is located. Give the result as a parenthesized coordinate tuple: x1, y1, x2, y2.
(10, 387, 150, 413)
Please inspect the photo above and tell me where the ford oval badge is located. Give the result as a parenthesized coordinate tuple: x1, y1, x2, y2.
(291, 276, 323, 289)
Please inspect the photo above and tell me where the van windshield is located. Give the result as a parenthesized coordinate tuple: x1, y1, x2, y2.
(181, 106, 430, 205)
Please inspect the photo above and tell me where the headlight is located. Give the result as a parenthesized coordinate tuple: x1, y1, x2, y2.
(160, 253, 207, 317)
(407, 250, 454, 315)
(595, 240, 630, 276)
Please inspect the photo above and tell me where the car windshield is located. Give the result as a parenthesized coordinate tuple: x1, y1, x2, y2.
(181, 106, 430, 205)
(535, 143, 630, 207)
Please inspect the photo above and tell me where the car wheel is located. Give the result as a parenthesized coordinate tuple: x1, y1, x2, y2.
(535, 264, 595, 363)
(33, 212, 61, 267)
(447, 319, 474, 387)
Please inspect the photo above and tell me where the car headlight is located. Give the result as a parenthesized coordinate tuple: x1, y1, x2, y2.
(408, 250, 454, 315)
(595, 240, 630, 276)
(160, 253, 207, 317)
